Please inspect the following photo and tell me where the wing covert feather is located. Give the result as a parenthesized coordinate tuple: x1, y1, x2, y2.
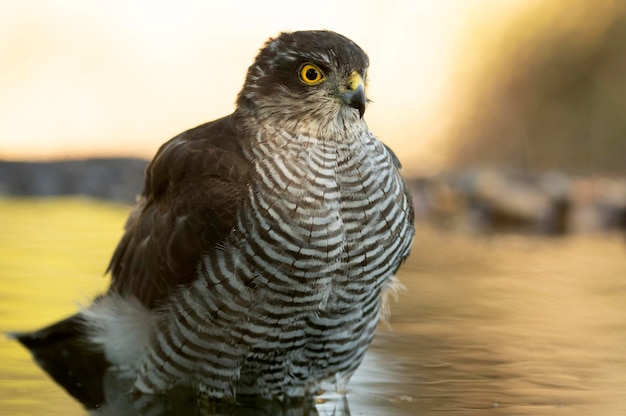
(107, 114, 250, 308)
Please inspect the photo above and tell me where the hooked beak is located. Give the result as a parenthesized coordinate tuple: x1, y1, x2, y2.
(342, 72, 366, 118)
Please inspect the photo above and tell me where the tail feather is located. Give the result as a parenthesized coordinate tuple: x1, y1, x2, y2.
(11, 314, 110, 409)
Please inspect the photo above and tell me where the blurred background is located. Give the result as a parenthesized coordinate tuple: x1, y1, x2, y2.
(1, 1, 626, 415)
(2, 0, 626, 235)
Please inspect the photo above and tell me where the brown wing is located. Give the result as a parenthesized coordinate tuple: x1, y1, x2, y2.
(107, 114, 250, 308)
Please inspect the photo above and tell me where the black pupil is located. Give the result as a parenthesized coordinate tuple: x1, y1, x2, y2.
(305, 68, 318, 81)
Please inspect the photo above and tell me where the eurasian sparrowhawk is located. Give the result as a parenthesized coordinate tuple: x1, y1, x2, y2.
(16, 30, 415, 402)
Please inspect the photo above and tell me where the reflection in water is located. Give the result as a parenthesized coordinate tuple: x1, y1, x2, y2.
(9, 336, 352, 416)
(2, 199, 626, 415)
(91, 384, 350, 416)
(12, 324, 353, 415)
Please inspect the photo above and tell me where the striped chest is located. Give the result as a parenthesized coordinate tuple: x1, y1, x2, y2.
(226, 129, 412, 394)
(237, 130, 413, 309)
(134, 128, 413, 397)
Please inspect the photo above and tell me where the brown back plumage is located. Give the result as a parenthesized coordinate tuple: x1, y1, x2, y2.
(107, 115, 250, 308)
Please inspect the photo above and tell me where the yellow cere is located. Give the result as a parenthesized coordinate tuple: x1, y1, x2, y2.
(347, 71, 364, 92)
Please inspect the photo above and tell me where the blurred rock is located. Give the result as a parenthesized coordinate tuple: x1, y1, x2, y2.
(407, 175, 466, 230)
(407, 169, 626, 236)
(2, 158, 624, 236)
(569, 177, 626, 234)
(0, 158, 147, 204)
(453, 169, 571, 235)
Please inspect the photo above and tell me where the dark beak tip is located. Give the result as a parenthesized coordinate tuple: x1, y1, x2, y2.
(344, 85, 367, 119)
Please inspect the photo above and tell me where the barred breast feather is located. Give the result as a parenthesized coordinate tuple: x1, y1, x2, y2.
(107, 116, 415, 398)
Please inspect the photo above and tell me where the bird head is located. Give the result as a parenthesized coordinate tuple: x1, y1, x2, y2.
(237, 30, 371, 138)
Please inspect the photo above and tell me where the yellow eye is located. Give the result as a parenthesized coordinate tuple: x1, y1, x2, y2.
(299, 63, 325, 85)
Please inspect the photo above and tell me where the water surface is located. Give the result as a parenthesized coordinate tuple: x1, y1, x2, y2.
(1, 198, 625, 415)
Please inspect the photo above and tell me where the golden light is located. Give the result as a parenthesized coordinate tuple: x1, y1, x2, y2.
(0, 1, 567, 175)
